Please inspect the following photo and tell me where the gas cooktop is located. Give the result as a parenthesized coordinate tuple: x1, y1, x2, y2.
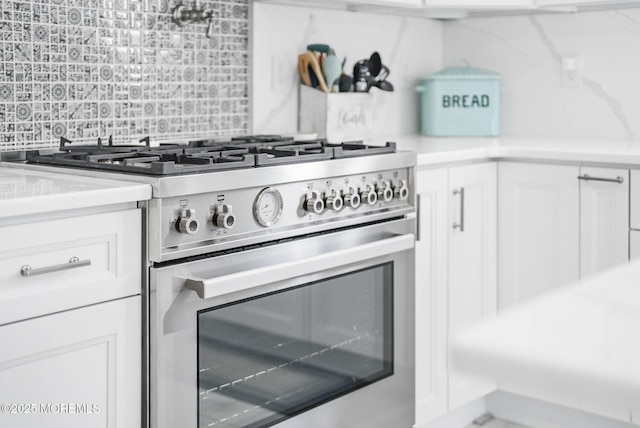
(26, 135, 397, 176)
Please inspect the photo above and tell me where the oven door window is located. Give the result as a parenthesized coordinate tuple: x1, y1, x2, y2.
(197, 262, 393, 428)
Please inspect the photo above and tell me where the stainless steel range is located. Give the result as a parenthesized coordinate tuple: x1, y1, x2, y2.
(26, 135, 417, 428)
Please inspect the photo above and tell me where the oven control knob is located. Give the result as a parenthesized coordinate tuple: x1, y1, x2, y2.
(361, 184, 378, 206)
(212, 204, 236, 229)
(325, 189, 343, 211)
(394, 180, 409, 200)
(377, 181, 394, 203)
(305, 191, 324, 214)
(176, 208, 200, 235)
(344, 188, 361, 209)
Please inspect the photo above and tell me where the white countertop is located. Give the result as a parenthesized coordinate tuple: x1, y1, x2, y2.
(370, 135, 640, 167)
(450, 261, 640, 420)
(0, 165, 152, 218)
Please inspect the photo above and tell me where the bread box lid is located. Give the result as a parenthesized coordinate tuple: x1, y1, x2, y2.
(419, 66, 501, 85)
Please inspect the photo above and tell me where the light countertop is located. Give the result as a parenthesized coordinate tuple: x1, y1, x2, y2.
(370, 135, 640, 167)
(0, 165, 152, 218)
(450, 261, 640, 422)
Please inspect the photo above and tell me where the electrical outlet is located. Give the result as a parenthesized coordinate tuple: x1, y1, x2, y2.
(561, 56, 583, 88)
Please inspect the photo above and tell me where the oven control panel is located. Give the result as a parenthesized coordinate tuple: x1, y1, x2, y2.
(154, 167, 413, 260)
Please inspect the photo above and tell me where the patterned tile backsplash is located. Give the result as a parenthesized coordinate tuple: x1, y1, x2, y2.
(0, 0, 249, 151)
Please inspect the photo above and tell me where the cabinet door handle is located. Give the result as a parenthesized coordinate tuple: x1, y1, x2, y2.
(20, 257, 91, 277)
(452, 187, 465, 231)
(577, 174, 624, 184)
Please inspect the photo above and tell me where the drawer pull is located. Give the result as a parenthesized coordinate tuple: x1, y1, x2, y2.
(20, 257, 91, 277)
(577, 174, 624, 184)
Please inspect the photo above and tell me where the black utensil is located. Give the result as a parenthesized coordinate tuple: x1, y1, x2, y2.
(338, 74, 353, 92)
(369, 52, 382, 79)
(373, 80, 394, 91)
(353, 60, 374, 92)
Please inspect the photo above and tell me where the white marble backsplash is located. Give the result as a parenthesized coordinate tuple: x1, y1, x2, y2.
(443, 8, 640, 141)
(251, 3, 443, 138)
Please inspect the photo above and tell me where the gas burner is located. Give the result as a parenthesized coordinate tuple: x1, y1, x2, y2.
(26, 135, 398, 176)
(231, 135, 295, 145)
(329, 141, 397, 158)
(58, 136, 157, 153)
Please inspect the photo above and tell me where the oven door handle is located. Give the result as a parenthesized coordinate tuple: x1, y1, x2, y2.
(183, 233, 414, 300)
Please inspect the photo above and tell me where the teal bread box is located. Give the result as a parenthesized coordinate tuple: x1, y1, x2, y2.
(416, 67, 502, 136)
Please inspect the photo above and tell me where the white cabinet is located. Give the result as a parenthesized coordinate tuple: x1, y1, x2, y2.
(415, 162, 497, 425)
(499, 163, 580, 309)
(373, 0, 422, 5)
(0, 210, 142, 325)
(630, 231, 640, 260)
(415, 168, 448, 424)
(0, 207, 143, 428)
(579, 167, 629, 278)
(499, 162, 629, 310)
(0, 296, 141, 428)
(425, 0, 532, 7)
(537, 0, 611, 6)
(447, 162, 497, 410)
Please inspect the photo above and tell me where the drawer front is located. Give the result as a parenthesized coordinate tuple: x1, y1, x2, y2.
(0, 296, 141, 428)
(0, 209, 141, 325)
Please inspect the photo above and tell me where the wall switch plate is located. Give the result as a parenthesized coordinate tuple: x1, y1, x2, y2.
(561, 56, 583, 88)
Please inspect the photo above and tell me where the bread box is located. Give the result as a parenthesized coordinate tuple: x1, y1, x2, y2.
(416, 66, 502, 137)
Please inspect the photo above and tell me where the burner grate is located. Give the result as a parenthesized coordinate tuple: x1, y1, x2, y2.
(26, 136, 398, 176)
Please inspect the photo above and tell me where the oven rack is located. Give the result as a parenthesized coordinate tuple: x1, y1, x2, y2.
(198, 332, 387, 427)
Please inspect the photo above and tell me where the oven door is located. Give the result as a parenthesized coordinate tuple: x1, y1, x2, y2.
(150, 218, 415, 428)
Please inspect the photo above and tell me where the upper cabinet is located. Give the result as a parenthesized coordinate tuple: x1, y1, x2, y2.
(425, 0, 533, 6)
(538, 0, 621, 6)
(254, 0, 639, 17)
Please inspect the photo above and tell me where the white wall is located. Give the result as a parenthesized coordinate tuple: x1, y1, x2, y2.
(251, 3, 443, 138)
(443, 8, 640, 140)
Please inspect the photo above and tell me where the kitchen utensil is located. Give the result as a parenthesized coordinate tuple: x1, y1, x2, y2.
(372, 64, 393, 91)
(368, 52, 382, 79)
(353, 60, 374, 92)
(372, 80, 394, 91)
(298, 51, 329, 93)
(322, 53, 342, 92)
(307, 43, 332, 54)
(298, 53, 312, 87)
(376, 65, 390, 82)
(338, 74, 353, 92)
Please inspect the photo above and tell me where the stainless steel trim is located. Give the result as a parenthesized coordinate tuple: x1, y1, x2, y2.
(20, 257, 91, 277)
(150, 217, 415, 428)
(577, 174, 624, 184)
(183, 233, 414, 299)
(154, 206, 415, 263)
(452, 187, 465, 231)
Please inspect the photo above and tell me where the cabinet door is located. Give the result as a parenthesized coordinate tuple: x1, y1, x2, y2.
(538, 0, 604, 6)
(0, 296, 141, 428)
(415, 168, 448, 425)
(579, 167, 629, 279)
(332, 0, 422, 5)
(630, 231, 640, 260)
(425, 0, 533, 7)
(448, 162, 497, 410)
(498, 162, 580, 310)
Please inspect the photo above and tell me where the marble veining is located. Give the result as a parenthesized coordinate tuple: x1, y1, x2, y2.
(251, 3, 443, 137)
(0, 0, 249, 151)
(528, 15, 635, 140)
(443, 8, 640, 140)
